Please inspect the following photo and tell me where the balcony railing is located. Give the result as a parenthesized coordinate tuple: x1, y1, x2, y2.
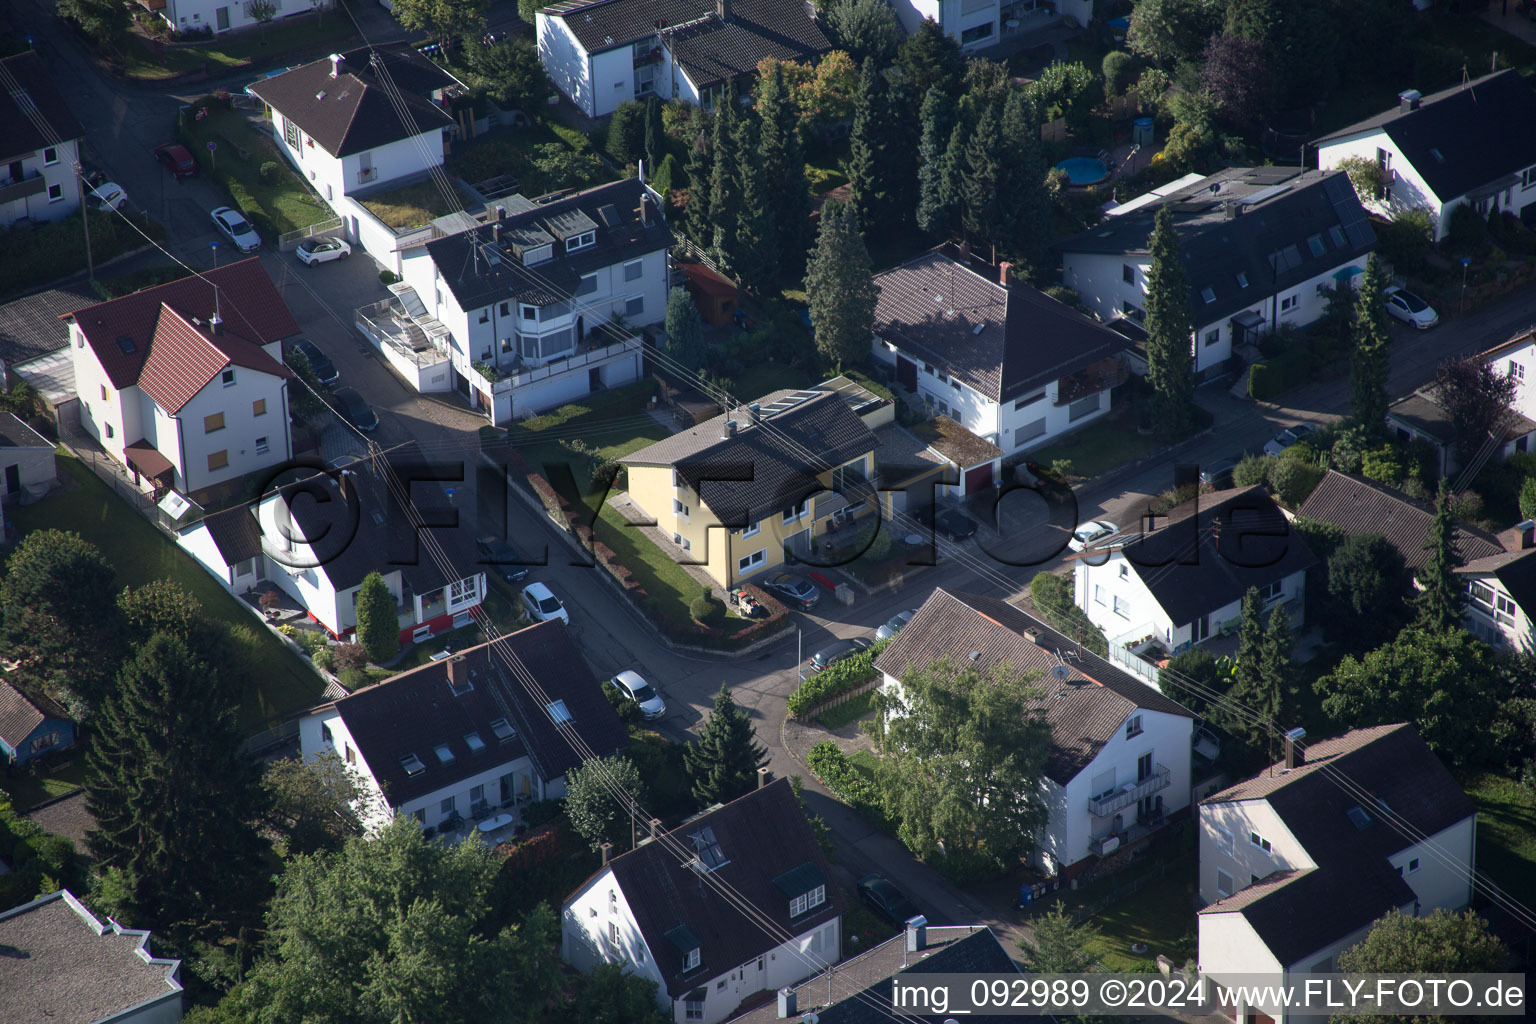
(357, 167, 379, 185)
(1086, 763, 1170, 818)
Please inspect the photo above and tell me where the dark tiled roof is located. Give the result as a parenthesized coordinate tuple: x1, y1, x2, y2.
(874, 249, 1130, 405)
(425, 178, 673, 311)
(875, 589, 1194, 784)
(1388, 389, 1536, 444)
(0, 52, 84, 163)
(621, 389, 877, 526)
(1314, 71, 1536, 203)
(0, 679, 47, 748)
(1299, 470, 1503, 573)
(199, 501, 263, 567)
(247, 46, 457, 158)
(600, 779, 842, 1001)
(666, 2, 832, 90)
(1056, 168, 1376, 329)
(1112, 486, 1319, 627)
(0, 282, 98, 365)
(0, 411, 52, 448)
(335, 625, 629, 806)
(870, 422, 946, 489)
(1457, 546, 1536, 615)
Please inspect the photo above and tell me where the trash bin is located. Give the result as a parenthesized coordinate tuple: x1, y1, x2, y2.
(1133, 117, 1155, 147)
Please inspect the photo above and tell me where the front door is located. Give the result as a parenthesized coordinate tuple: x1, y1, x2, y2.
(4, 464, 18, 496)
(896, 356, 917, 392)
(1191, 615, 1210, 644)
(589, 367, 601, 391)
(215, 6, 230, 30)
(1137, 752, 1153, 782)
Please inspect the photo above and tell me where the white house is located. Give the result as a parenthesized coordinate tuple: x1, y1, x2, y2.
(1314, 71, 1536, 243)
(382, 177, 670, 424)
(0, 889, 184, 1024)
(1198, 724, 1476, 1023)
(870, 246, 1130, 466)
(63, 259, 296, 496)
(155, 0, 320, 36)
(891, 3, 998, 50)
(1075, 486, 1318, 687)
(1058, 167, 1377, 379)
(537, 0, 831, 118)
(0, 51, 85, 227)
(874, 588, 1196, 877)
(178, 444, 487, 644)
(0, 411, 57, 503)
(562, 779, 842, 1024)
(299, 626, 630, 834)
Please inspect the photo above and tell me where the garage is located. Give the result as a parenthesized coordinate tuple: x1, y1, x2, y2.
(964, 462, 993, 492)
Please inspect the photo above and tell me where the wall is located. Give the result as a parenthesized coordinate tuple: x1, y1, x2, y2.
(1197, 799, 1314, 905)
(0, 443, 56, 500)
(176, 521, 238, 591)
(340, 131, 446, 197)
(538, 15, 597, 118)
(174, 368, 290, 492)
(0, 138, 81, 224)
(889, 0, 999, 48)
(1393, 816, 1475, 912)
(70, 327, 139, 474)
(1077, 552, 1171, 647)
(562, 866, 669, 1008)
(1316, 132, 1445, 238)
(588, 46, 639, 118)
(165, 0, 318, 35)
(299, 707, 393, 832)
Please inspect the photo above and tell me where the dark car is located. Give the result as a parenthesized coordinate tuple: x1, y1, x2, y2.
(477, 536, 529, 582)
(857, 874, 919, 927)
(154, 143, 197, 179)
(1199, 455, 1242, 489)
(763, 571, 820, 610)
(913, 504, 979, 542)
(287, 337, 339, 387)
(332, 387, 379, 433)
(809, 636, 874, 672)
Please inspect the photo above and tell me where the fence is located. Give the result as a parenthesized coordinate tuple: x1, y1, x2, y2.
(61, 434, 205, 537)
(1069, 855, 1181, 925)
(278, 215, 344, 252)
(800, 676, 882, 721)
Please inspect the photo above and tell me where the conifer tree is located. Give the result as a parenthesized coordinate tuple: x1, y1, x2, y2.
(1413, 484, 1464, 633)
(683, 128, 713, 246)
(1000, 88, 1051, 274)
(684, 684, 769, 806)
(355, 570, 400, 663)
(916, 84, 956, 237)
(708, 91, 741, 274)
(643, 95, 664, 171)
(1144, 205, 1196, 439)
(730, 111, 780, 292)
(804, 200, 879, 368)
(846, 59, 916, 242)
(1222, 588, 1275, 759)
(845, 58, 883, 234)
(1258, 602, 1294, 741)
(755, 60, 812, 266)
(961, 103, 1006, 246)
(664, 286, 706, 370)
(1350, 253, 1391, 440)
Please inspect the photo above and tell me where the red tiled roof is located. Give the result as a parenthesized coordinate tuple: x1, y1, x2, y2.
(136, 305, 288, 413)
(63, 259, 298, 394)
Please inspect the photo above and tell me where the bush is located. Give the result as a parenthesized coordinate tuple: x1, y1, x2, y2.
(339, 667, 370, 690)
(1101, 51, 1136, 103)
(1269, 456, 1323, 507)
(380, 270, 399, 285)
(312, 647, 334, 672)
(1377, 209, 1435, 274)
(1247, 350, 1311, 401)
(1520, 477, 1536, 521)
(806, 740, 881, 811)
(651, 153, 678, 200)
(600, 679, 643, 725)
(521, 798, 563, 829)
(1448, 204, 1487, 250)
(332, 643, 369, 671)
(1360, 445, 1404, 486)
(259, 161, 282, 185)
(689, 589, 723, 626)
(606, 101, 646, 165)
(787, 638, 889, 717)
(1233, 453, 1270, 488)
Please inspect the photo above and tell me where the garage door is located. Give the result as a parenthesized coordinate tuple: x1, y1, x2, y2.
(964, 463, 993, 493)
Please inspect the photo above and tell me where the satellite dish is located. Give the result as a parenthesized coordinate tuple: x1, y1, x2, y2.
(1051, 664, 1072, 681)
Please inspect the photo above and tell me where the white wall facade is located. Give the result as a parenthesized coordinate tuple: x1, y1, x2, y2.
(298, 707, 392, 831)
(172, 368, 290, 492)
(1392, 817, 1475, 913)
(537, 16, 639, 119)
(891, 2, 1001, 49)
(0, 137, 81, 225)
(164, 0, 318, 36)
(0, 442, 56, 501)
(1462, 571, 1533, 651)
(271, 107, 443, 228)
(1198, 799, 1315, 905)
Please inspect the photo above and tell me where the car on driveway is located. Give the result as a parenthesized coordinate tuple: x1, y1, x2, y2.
(331, 386, 378, 433)
(88, 183, 129, 212)
(1262, 423, 1318, 457)
(210, 206, 261, 253)
(1383, 286, 1438, 330)
(913, 504, 979, 542)
(1068, 520, 1120, 553)
(476, 536, 529, 583)
(809, 636, 874, 672)
(876, 609, 915, 641)
(521, 581, 569, 625)
(154, 143, 197, 179)
(857, 874, 919, 927)
(287, 337, 338, 386)
(763, 571, 820, 610)
(296, 236, 352, 266)
(610, 669, 666, 720)
(1199, 455, 1243, 489)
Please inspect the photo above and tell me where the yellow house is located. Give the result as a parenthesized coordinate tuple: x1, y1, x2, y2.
(621, 383, 887, 589)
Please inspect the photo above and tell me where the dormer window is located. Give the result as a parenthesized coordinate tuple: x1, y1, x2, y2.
(401, 753, 426, 776)
(790, 885, 825, 918)
(490, 717, 516, 741)
(566, 230, 595, 252)
(665, 924, 703, 974)
(774, 862, 828, 918)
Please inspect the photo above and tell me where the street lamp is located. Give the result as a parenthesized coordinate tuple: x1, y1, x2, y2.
(1460, 257, 1472, 316)
(211, 241, 220, 268)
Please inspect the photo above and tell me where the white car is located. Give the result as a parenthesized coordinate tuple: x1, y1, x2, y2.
(296, 236, 352, 266)
(1262, 423, 1318, 457)
(520, 581, 568, 625)
(1383, 286, 1438, 330)
(89, 182, 129, 212)
(1068, 520, 1120, 553)
(210, 206, 261, 253)
(610, 670, 666, 720)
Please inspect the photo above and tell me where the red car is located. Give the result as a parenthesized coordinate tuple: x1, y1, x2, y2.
(154, 143, 197, 179)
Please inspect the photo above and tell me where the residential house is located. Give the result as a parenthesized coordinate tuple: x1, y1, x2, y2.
(537, 0, 831, 118)
(870, 246, 1130, 462)
(0, 679, 74, 767)
(378, 177, 670, 423)
(1456, 538, 1536, 652)
(63, 260, 296, 496)
(179, 445, 486, 644)
(0, 411, 56, 503)
(153, 0, 320, 35)
(1198, 725, 1475, 1023)
(1057, 167, 1377, 378)
(562, 778, 842, 1024)
(1074, 486, 1318, 684)
(299, 625, 629, 834)
(619, 383, 883, 589)
(874, 588, 1196, 876)
(727, 923, 1020, 1024)
(890, 2, 1002, 49)
(0, 52, 84, 228)
(0, 889, 183, 1024)
(1314, 71, 1536, 242)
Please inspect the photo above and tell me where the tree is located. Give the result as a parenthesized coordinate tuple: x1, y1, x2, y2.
(999, 88, 1051, 274)
(875, 657, 1052, 871)
(1199, 33, 1271, 129)
(1143, 206, 1196, 440)
(1327, 533, 1406, 633)
(526, 144, 604, 194)
(1412, 485, 1464, 634)
(643, 96, 665, 171)
(1017, 901, 1101, 973)
(916, 85, 958, 237)
(85, 633, 263, 931)
(1350, 254, 1392, 440)
(708, 91, 742, 275)
(754, 59, 812, 265)
(1224, 0, 1337, 112)
(118, 579, 220, 652)
(1126, 0, 1226, 66)
(1375, 208, 1434, 275)
(1432, 355, 1519, 466)
(237, 817, 562, 1024)
(1257, 603, 1294, 737)
(1220, 588, 1275, 760)
(1335, 154, 1392, 206)
(465, 39, 552, 111)
(1101, 51, 1137, 104)
(354, 570, 400, 663)
(664, 287, 706, 370)
(683, 128, 713, 245)
(606, 101, 647, 166)
(1132, 67, 1171, 113)
(804, 200, 879, 369)
(565, 754, 646, 852)
(261, 753, 365, 857)
(1521, 476, 1536, 521)
(0, 529, 121, 716)
(824, 0, 903, 65)
(1334, 910, 1508, 1024)
(684, 684, 768, 806)
(729, 111, 781, 292)
(247, 0, 278, 36)
(570, 963, 672, 1024)
(391, 0, 491, 53)
(960, 104, 1005, 247)
(1024, 61, 1095, 130)
(895, 18, 965, 99)
(57, 0, 129, 45)
(1162, 647, 1229, 721)
(1160, 88, 1222, 173)
(846, 59, 915, 243)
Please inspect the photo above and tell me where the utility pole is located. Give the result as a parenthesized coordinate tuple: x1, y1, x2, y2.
(76, 162, 93, 281)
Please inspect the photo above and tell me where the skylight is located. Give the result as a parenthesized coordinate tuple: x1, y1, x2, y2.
(1430, 148, 1445, 163)
(1329, 225, 1346, 247)
(690, 825, 729, 872)
(1200, 286, 1216, 304)
(1346, 806, 1371, 830)
(1235, 272, 1249, 289)
(400, 753, 426, 776)
(464, 731, 486, 752)
(1307, 234, 1325, 257)
(490, 717, 516, 741)
(434, 744, 455, 765)
(547, 699, 573, 725)
(116, 335, 136, 354)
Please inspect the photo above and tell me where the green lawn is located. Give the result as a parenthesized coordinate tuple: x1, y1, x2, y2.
(1465, 772, 1536, 912)
(122, 16, 358, 81)
(816, 690, 876, 730)
(593, 502, 754, 637)
(1030, 418, 1165, 480)
(360, 179, 458, 230)
(846, 747, 880, 781)
(1083, 862, 1198, 972)
(506, 380, 665, 480)
(12, 456, 325, 732)
(0, 760, 88, 811)
(178, 107, 330, 235)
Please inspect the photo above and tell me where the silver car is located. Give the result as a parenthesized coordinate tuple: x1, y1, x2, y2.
(876, 609, 915, 640)
(610, 670, 666, 720)
(211, 206, 261, 253)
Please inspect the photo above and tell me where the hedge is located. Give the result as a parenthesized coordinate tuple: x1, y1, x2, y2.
(787, 637, 890, 717)
(0, 209, 166, 300)
(806, 740, 880, 810)
(1248, 349, 1313, 401)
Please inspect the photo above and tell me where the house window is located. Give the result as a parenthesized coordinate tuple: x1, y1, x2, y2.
(1121, 300, 1145, 322)
(1406, 857, 1420, 874)
(1258, 579, 1283, 602)
(684, 948, 701, 972)
(1112, 595, 1130, 618)
(320, 721, 333, 745)
(684, 998, 704, 1020)
(1215, 825, 1234, 855)
(547, 699, 573, 725)
(782, 499, 809, 523)
(1014, 390, 1046, 410)
(470, 783, 485, 803)
(1204, 329, 1220, 347)
(789, 885, 826, 918)
(255, 436, 269, 455)
(284, 117, 300, 148)
(575, 273, 597, 297)
(1125, 715, 1143, 739)
(672, 532, 692, 552)
(221, 369, 236, 387)
(741, 521, 760, 538)
(43, 146, 57, 165)
(1306, 233, 1326, 257)
(448, 577, 477, 607)
(208, 450, 229, 471)
(1093, 584, 1106, 605)
(412, 808, 425, 823)
(253, 398, 267, 416)
(345, 745, 355, 765)
(47, 184, 62, 202)
(609, 921, 621, 945)
(1017, 417, 1047, 443)
(441, 795, 456, 814)
(674, 499, 690, 520)
(566, 231, 596, 252)
(1122, 264, 1136, 285)
(412, 624, 432, 642)
(105, 424, 114, 439)
(1068, 394, 1100, 422)
(1249, 831, 1272, 854)
(1280, 294, 1299, 313)
(478, 309, 490, 324)
(520, 304, 538, 322)
(204, 412, 225, 432)
(624, 259, 644, 282)
(738, 550, 765, 573)
(625, 296, 644, 317)
(1216, 869, 1234, 897)
(1510, 361, 1525, 380)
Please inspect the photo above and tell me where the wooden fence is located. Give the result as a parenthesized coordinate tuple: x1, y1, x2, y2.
(803, 676, 882, 721)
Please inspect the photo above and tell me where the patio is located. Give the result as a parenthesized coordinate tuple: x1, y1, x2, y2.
(433, 801, 529, 846)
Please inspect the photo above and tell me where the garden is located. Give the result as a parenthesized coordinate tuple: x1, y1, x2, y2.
(359, 179, 459, 231)
(120, 11, 358, 82)
(447, 118, 612, 199)
(0, 209, 166, 303)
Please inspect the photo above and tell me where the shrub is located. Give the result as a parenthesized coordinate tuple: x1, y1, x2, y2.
(259, 161, 282, 185)
(1101, 51, 1136, 103)
(1233, 453, 1270, 488)
(1520, 477, 1536, 521)
(1360, 445, 1404, 486)
(605, 101, 646, 165)
(651, 153, 678, 200)
(331, 643, 369, 671)
(339, 667, 371, 690)
(600, 679, 643, 725)
(1377, 209, 1435, 274)
(806, 740, 880, 811)
(379, 270, 399, 285)
(258, 590, 282, 612)
(521, 798, 563, 829)
(312, 647, 334, 672)
(1269, 456, 1323, 507)
(787, 638, 889, 716)
(1448, 204, 1487, 250)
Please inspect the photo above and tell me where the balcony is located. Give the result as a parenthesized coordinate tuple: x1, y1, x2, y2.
(0, 171, 46, 205)
(1108, 622, 1165, 687)
(1086, 763, 1170, 817)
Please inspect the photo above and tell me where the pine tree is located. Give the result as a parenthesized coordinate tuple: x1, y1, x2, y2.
(1413, 483, 1464, 633)
(85, 632, 263, 930)
(355, 570, 400, 663)
(1222, 587, 1275, 759)
(961, 103, 1006, 247)
(664, 286, 706, 370)
(643, 95, 664, 172)
(730, 110, 780, 292)
(1259, 602, 1294, 740)
(684, 684, 769, 806)
(845, 58, 883, 234)
(804, 200, 880, 369)
(755, 60, 812, 268)
(916, 85, 956, 237)
(683, 128, 713, 246)
(846, 60, 916, 243)
(1144, 205, 1196, 440)
(708, 91, 741, 274)
(1350, 253, 1391, 440)
(1000, 88, 1051, 275)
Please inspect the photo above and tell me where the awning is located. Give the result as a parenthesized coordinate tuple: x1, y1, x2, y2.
(1333, 265, 1365, 284)
(1232, 310, 1266, 329)
(124, 440, 174, 484)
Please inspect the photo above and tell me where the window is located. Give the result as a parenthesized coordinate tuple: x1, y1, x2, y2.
(960, 21, 993, 43)
(471, 783, 485, 803)
(478, 309, 490, 324)
(1201, 286, 1216, 304)
(1235, 271, 1249, 288)
(1125, 715, 1143, 739)
(740, 521, 760, 538)
(1510, 360, 1526, 380)
(674, 499, 690, 520)
(491, 718, 516, 741)
(609, 921, 620, 945)
(284, 117, 300, 147)
(464, 731, 485, 752)
(1121, 300, 1145, 322)
(201, 410, 225, 432)
(1118, 564, 1128, 579)
(345, 745, 355, 765)
(717, 981, 726, 991)
(672, 532, 692, 552)
(625, 296, 644, 317)
(684, 998, 704, 1020)
(412, 808, 425, 823)
(207, 450, 229, 471)
(1406, 857, 1420, 874)
(412, 625, 432, 642)
(253, 398, 267, 416)
(255, 436, 269, 455)
(441, 795, 456, 814)
(105, 424, 114, 439)
(1526, 166, 1536, 189)
(1216, 869, 1234, 897)
(1280, 294, 1299, 313)
(1250, 831, 1273, 854)
(789, 885, 825, 917)
(1215, 825, 1234, 855)
(923, 363, 934, 376)
(1016, 417, 1047, 443)
(47, 183, 62, 202)
(100, 385, 109, 401)
(1093, 584, 1106, 605)
(1014, 389, 1046, 410)
(520, 304, 538, 322)
(434, 744, 455, 765)
(782, 499, 809, 523)
(1306, 233, 1326, 257)
(448, 577, 476, 607)
(499, 302, 510, 318)
(624, 259, 644, 282)
(684, 948, 701, 972)
(1122, 264, 1136, 285)
(401, 753, 425, 776)
(566, 273, 596, 299)
(1204, 329, 1220, 347)
(1113, 595, 1130, 618)
(738, 550, 765, 573)
(1258, 579, 1283, 602)
(566, 230, 595, 251)
(43, 146, 57, 165)
(221, 369, 236, 387)
(547, 699, 573, 725)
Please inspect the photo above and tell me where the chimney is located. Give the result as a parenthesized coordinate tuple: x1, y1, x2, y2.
(649, 817, 663, 839)
(749, 402, 761, 425)
(1398, 89, 1422, 113)
(777, 988, 797, 1019)
(757, 765, 772, 789)
(492, 222, 502, 244)
(717, 0, 730, 21)
(495, 205, 506, 221)
(338, 468, 352, 501)
(723, 419, 737, 439)
(640, 193, 654, 226)
(600, 841, 614, 865)
(904, 915, 928, 952)
(1024, 626, 1044, 646)
(209, 315, 223, 335)
(1520, 519, 1535, 550)
(999, 261, 1013, 287)
(329, 53, 345, 79)
(446, 654, 466, 690)
(1283, 727, 1307, 770)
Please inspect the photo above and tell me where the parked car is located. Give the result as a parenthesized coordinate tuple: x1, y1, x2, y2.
(476, 536, 529, 583)
(296, 236, 352, 266)
(763, 571, 820, 611)
(332, 386, 378, 433)
(1068, 520, 1120, 553)
(520, 581, 569, 625)
(809, 636, 874, 672)
(610, 670, 666, 720)
(287, 337, 339, 386)
(1199, 455, 1242, 489)
(1383, 286, 1439, 330)
(89, 183, 129, 212)
(876, 609, 915, 641)
(1262, 423, 1318, 457)
(154, 143, 197, 179)
(211, 206, 261, 253)
(913, 504, 979, 542)
(857, 874, 919, 927)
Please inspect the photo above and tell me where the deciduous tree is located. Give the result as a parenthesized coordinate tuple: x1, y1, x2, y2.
(570, 963, 673, 1024)
(466, 39, 552, 112)
(1326, 533, 1406, 632)
(1432, 354, 1519, 466)
(1126, 0, 1225, 66)
(804, 200, 879, 368)
(391, 0, 491, 53)
(565, 753, 646, 852)
(1351, 254, 1392, 440)
(1199, 33, 1272, 129)
(58, 0, 129, 45)
(684, 684, 768, 806)
(823, 0, 903, 66)
(1334, 909, 1508, 1024)
(354, 570, 400, 664)
(1143, 206, 1195, 439)
(261, 753, 365, 857)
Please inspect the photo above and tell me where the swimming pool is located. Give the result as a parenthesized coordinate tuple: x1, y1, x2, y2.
(1054, 157, 1110, 186)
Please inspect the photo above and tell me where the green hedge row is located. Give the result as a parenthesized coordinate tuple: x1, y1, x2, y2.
(0, 210, 166, 301)
(0, 793, 79, 910)
(787, 637, 889, 717)
(1248, 349, 1314, 402)
(806, 740, 879, 809)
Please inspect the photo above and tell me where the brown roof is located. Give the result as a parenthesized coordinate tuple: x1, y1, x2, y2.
(874, 589, 1194, 784)
(1476, 326, 1536, 364)
(1457, 546, 1536, 613)
(0, 679, 46, 747)
(871, 422, 946, 489)
(1298, 470, 1504, 573)
(910, 415, 1003, 469)
(0, 52, 84, 163)
(682, 261, 739, 299)
(123, 440, 174, 483)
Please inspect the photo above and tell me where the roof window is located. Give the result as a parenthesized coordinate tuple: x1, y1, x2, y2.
(464, 731, 486, 752)
(547, 699, 573, 725)
(400, 753, 426, 776)
(434, 743, 455, 766)
(1306, 234, 1325, 257)
(690, 825, 728, 872)
(1329, 225, 1346, 247)
(1430, 148, 1445, 163)
(490, 717, 516, 741)
(1346, 806, 1371, 830)
(1200, 286, 1216, 304)
(116, 335, 136, 354)
(1235, 272, 1249, 289)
